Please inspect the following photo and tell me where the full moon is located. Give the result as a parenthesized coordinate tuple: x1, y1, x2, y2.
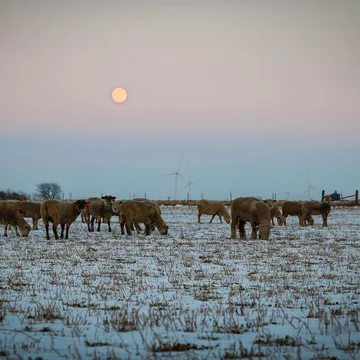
(112, 88, 128, 103)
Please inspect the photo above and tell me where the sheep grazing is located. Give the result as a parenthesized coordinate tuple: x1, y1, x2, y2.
(300, 201, 331, 227)
(112, 199, 140, 233)
(197, 199, 230, 224)
(281, 201, 314, 226)
(119, 200, 168, 236)
(231, 197, 272, 240)
(40, 199, 87, 240)
(84, 196, 116, 232)
(113, 199, 161, 234)
(0, 201, 31, 237)
(12, 200, 41, 230)
(264, 200, 285, 226)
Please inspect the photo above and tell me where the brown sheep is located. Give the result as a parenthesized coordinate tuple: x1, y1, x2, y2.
(197, 199, 230, 224)
(113, 199, 161, 234)
(12, 200, 41, 230)
(263, 200, 285, 226)
(119, 200, 168, 236)
(111, 199, 124, 215)
(300, 201, 331, 226)
(281, 201, 314, 226)
(84, 196, 116, 232)
(272, 206, 285, 226)
(0, 201, 31, 237)
(40, 199, 87, 240)
(231, 197, 272, 240)
(112, 199, 141, 234)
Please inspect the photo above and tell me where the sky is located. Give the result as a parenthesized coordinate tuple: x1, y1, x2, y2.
(1, 0, 359, 201)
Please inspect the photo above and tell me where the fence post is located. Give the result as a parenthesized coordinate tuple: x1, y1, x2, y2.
(321, 190, 325, 201)
(355, 190, 359, 204)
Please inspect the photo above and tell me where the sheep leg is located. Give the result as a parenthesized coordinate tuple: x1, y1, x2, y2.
(144, 223, 152, 236)
(7, 224, 20, 236)
(250, 223, 258, 239)
(107, 219, 111, 232)
(97, 217, 101, 232)
(65, 224, 71, 239)
(44, 221, 50, 240)
(251, 226, 257, 239)
(300, 211, 308, 227)
(197, 213, 202, 223)
(32, 216, 39, 230)
(125, 220, 132, 235)
(209, 214, 216, 223)
(134, 222, 142, 234)
(52, 223, 59, 240)
(230, 221, 237, 239)
(120, 218, 126, 235)
(322, 213, 328, 227)
(217, 214, 223, 224)
(90, 216, 96, 232)
(3, 224, 8, 237)
(60, 224, 65, 239)
(239, 221, 246, 240)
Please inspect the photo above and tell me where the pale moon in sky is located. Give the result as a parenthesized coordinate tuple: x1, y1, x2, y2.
(111, 88, 128, 103)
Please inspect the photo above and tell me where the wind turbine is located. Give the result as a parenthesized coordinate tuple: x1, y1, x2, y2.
(158, 150, 186, 201)
(181, 161, 200, 201)
(305, 171, 319, 200)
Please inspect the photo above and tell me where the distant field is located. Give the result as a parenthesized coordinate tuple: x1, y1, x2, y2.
(0, 205, 359, 359)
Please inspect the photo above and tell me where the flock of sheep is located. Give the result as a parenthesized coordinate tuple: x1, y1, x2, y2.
(0, 196, 331, 241)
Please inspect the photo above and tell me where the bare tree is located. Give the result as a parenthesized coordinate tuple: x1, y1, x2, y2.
(34, 182, 62, 200)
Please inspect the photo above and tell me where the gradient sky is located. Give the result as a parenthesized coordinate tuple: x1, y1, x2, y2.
(1, 0, 359, 201)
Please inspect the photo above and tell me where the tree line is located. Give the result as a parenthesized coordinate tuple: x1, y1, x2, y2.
(0, 183, 62, 200)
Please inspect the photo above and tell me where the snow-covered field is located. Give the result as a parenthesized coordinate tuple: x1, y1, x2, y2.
(0, 205, 359, 360)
